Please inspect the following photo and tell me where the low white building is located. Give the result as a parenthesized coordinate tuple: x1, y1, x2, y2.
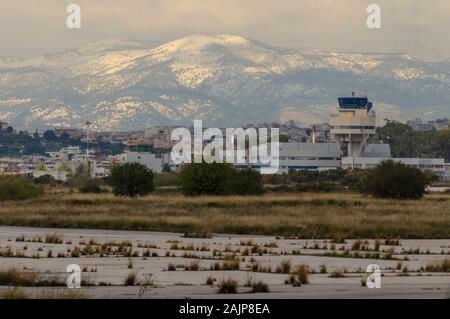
(47, 146, 82, 161)
(275, 142, 391, 174)
(91, 161, 111, 178)
(277, 143, 341, 173)
(115, 152, 168, 173)
(341, 157, 445, 175)
(440, 163, 450, 181)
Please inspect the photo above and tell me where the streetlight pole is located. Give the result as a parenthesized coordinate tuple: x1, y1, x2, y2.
(86, 121, 91, 176)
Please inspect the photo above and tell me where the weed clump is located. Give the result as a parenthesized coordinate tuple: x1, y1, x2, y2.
(217, 278, 238, 294)
(250, 281, 269, 293)
(124, 273, 136, 286)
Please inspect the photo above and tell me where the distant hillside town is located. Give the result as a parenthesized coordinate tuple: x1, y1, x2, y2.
(406, 118, 450, 132)
(1, 94, 449, 182)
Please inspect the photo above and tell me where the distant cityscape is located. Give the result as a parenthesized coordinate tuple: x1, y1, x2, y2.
(0, 106, 449, 182)
(405, 118, 450, 132)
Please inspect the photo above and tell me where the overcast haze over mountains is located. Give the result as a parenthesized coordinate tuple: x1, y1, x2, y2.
(1, 34, 449, 131)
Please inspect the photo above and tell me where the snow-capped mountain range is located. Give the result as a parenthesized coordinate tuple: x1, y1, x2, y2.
(1, 34, 449, 131)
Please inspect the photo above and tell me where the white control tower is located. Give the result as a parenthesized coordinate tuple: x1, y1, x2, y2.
(330, 93, 376, 157)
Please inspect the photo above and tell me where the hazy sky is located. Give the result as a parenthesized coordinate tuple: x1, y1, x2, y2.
(1, 0, 450, 60)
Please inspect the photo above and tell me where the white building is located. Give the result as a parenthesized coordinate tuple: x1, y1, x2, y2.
(274, 142, 391, 174)
(90, 161, 111, 178)
(341, 157, 445, 175)
(443, 163, 450, 181)
(116, 152, 168, 173)
(277, 143, 341, 173)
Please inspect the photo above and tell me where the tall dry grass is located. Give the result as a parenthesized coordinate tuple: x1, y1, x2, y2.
(0, 192, 449, 238)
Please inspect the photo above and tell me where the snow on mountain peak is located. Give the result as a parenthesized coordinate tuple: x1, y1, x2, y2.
(1, 35, 450, 130)
(157, 34, 251, 53)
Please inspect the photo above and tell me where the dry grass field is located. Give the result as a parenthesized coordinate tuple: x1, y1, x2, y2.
(0, 192, 449, 239)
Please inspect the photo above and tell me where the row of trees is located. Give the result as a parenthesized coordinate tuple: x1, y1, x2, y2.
(0, 127, 125, 156)
(0, 160, 432, 201)
(106, 161, 430, 199)
(105, 162, 263, 197)
(376, 122, 450, 161)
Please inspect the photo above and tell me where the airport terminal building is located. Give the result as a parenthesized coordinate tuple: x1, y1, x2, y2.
(120, 93, 448, 180)
(276, 94, 448, 179)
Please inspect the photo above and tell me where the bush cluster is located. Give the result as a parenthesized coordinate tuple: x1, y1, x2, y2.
(78, 181, 102, 194)
(178, 163, 264, 196)
(33, 174, 56, 185)
(109, 163, 154, 197)
(363, 160, 427, 199)
(0, 176, 43, 201)
(263, 168, 368, 192)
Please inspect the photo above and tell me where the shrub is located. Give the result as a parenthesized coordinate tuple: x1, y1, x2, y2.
(179, 163, 235, 196)
(109, 163, 154, 197)
(185, 261, 199, 271)
(231, 169, 265, 195)
(425, 259, 450, 272)
(45, 233, 63, 244)
(217, 278, 238, 294)
(342, 169, 366, 191)
(276, 259, 292, 274)
(210, 260, 240, 271)
(124, 273, 136, 286)
(0, 269, 36, 286)
(320, 264, 327, 274)
(363, 160, 427, 199)
(329, 270, 344, 278)
(295, 181, 336, 193)
(296, 264, 309, 284)
(33, 174, 55, 185)
(154, 172, 178, 187)
(167, 263, 176, 271)
(0, 176, 43, 201)
(0, 268, 64, 287)
(286, 273, 304, 287)
(206, 276, 216, 285)
(250, 281, 269, 293)
(360, 275, 368, 287)
(178, 163, 264, 196)
(78, 180, 102, 194)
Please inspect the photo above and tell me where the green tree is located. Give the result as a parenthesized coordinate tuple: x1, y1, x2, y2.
(109, 163, 154, 197)
(43, 130, 57, 142)
(376, 123, 416, 158)
(376, 123, 450, 161)
(363, 160, 427, 199)
(178, 163, 235, 196)
(179, 163, 264, 196)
